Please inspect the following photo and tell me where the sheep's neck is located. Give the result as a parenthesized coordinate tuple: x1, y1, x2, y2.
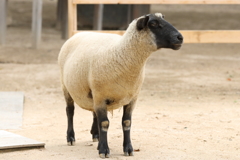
(115, 33, 155, 70)
(117, 44, 149, 68)
(109, 39, 153, 80)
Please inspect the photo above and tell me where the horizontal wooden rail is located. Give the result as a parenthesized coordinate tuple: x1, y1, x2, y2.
(73, 0, 240, 4)
(73, 30, 240, 43)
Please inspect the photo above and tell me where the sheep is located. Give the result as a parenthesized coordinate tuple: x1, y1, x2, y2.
(58, 13, 183, 158)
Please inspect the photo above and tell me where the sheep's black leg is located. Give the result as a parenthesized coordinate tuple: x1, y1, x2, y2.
(64, 90, 75, 145)
(95, 107, 110, 158)
(122, 99, 136, 156)
(90, 111, 99, 142)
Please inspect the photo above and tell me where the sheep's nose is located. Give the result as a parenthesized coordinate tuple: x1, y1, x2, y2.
(177, 34, 183, 43)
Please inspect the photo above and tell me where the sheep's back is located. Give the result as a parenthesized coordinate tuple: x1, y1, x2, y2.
(58, 32, 121, 67)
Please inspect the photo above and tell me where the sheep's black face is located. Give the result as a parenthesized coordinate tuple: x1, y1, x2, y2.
(137, 13, 183, 50)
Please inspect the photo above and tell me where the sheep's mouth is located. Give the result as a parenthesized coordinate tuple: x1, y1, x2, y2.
(172, 44, 182, 50)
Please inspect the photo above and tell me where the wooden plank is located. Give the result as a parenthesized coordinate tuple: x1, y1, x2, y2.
(73, 0, 240, 4)
(68, 0, 77, 38)
(0, 0, 7, 45)
(181, 30, 240, 43)
(72, 30, 240, 43)
(0, 92, 24, 129)
(93, 4, 104, 30)
(32, 0, 42, 49)
(0, 130, 45, 150)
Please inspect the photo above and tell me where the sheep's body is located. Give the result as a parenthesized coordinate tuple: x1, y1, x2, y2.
(59, 19, 156, 112)
(58, 13, 183, 158)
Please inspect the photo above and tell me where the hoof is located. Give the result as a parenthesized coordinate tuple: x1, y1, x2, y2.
(67, 136, 75, 146)
(124, 152, 134, 156)
(67, 140, 75, 146)
(92, 134, 99, 142)
(99, 153, 110, 158)
(123, 143, 134, 156)
(98, 141, 110, 158)
(93, 138, 99, 142)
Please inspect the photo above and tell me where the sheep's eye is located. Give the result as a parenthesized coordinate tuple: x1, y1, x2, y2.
(162, 15, 165, 19)
(150, 21, 158, 27)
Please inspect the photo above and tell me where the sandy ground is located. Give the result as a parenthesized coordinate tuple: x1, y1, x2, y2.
(0, 1, 240, 160)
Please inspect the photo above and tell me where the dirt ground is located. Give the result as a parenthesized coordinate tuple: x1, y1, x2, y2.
(0, 1, 240, 160)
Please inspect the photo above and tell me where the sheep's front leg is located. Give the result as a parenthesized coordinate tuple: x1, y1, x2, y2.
(95, 107, 110, 158)
(90, 111, 99, 142)
(122, 99, 136, 156)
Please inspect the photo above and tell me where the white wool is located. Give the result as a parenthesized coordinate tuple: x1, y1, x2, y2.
(155, 13, 163, 18)
(58, 18, 158, 111)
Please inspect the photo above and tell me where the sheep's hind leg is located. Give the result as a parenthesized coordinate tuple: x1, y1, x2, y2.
(64, 90, 75, 145)
(95, 106, 110, 158)
(122, 99, 136, 156)
(90, 111, 99, 142)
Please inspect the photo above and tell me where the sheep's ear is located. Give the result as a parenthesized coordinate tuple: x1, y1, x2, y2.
(136, 16, 149, 31)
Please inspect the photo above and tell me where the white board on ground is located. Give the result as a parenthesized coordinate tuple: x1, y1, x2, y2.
(0, 130, 45, 149)
(0, 92, 24, 129)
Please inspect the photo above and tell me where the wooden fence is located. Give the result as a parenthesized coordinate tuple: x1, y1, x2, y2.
(68, 0, 240, 43)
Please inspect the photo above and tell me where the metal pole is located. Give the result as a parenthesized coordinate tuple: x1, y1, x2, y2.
(93, 4, 104, 30)
(0, 0, 7, 45)
(32, 0, 42, 49)
(127, 5, 132, 25)
(61, 0, 68, 39)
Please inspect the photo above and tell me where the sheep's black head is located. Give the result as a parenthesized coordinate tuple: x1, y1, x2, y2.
(137, 13, 183, 50)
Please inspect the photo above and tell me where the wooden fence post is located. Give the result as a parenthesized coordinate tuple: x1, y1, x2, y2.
(68, 0, 77, 37)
